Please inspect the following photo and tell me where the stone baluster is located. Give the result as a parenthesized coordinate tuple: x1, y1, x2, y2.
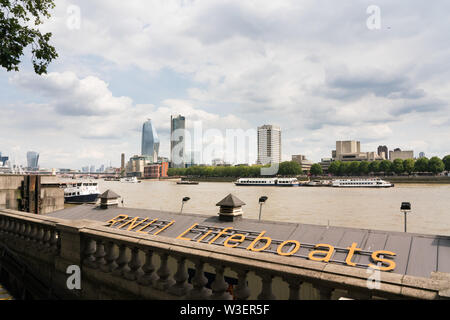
(137, 249, 158, 287)
(49, 229, 59, 254)
(100, 241, 118, 273)
(257, 273, 276, 300)
(283, 277, 303, 300)
(83, 237, 98, 268)
(168, 255, 192, 296)
(14, 220, 21, 238)
(124, 247, 144, 281)
(187, 260, 211, 299)
(29, 223, 38, 245)
(36, 225, 45, 249)
(234, 269, 251, 300)
(0, 217, 5, 235)
(94, 239, 107, 269)
(315, 285, 334, 300)
(211, 265, 232, 300)
(112, 243, 130, 277)
(42, 228, 51, 251)
(155, 252, 175, 290)
(6, 219, 14, 238)
(18, 222, 27, 240)
(23, 223, 32, 242)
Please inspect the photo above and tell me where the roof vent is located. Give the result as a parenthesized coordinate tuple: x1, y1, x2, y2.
(99, 189, 120, 209)
(216, 193, 245, 222)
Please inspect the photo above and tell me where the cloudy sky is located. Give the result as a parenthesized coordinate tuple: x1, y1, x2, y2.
(1, 0, 450, 169)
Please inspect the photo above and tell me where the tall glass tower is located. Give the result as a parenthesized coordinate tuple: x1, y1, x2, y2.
(27, 151, 40, 170)
(170, 115, 186, 168)
(141, 119, 160, 163)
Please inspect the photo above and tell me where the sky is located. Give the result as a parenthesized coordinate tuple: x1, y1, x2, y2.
(1, 0, 450, 169)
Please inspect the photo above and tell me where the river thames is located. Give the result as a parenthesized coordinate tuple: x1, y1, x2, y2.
(98, 179, 450, 237)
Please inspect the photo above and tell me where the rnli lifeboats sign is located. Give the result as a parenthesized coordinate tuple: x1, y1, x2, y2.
(106, 214, 396, 272)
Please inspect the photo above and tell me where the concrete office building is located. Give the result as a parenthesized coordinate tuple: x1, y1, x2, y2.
(292, 155, 312, 172)
(333, 141, 383, 162)
(170, 115, 186, 168)
(141, 119, 160, 163)
(121, 153, 125, 170)
(389, 149, 414, 161)
(257, 125, 281, 165)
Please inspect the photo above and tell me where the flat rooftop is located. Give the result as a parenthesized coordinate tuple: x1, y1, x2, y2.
(46, 204, 450, 279)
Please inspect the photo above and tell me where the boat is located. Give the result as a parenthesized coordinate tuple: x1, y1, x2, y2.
(234, 177, 300, 186)
(61, 180, 100, 203)
(331, 178, 394, 188)
(120, 177, 140, 183)
(176, 181, 199, 185)
(303, 180, 332, 187)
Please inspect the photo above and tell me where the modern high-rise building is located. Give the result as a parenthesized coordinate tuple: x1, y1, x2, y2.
(0, 152, 8, 166)
(257, 125, 281, 165)
(26, 151, 39, 170)
(170, 115, 186, 168)
(121, 153, 125, 170)
(141, 119, 160, 163)
(377, 145, 389, 160)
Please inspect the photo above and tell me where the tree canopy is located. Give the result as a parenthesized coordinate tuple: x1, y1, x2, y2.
(1, 0, 58, 74)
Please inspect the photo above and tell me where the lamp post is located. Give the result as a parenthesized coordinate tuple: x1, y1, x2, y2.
(258, 196, 268, 221)
(400, 202, 411, 233)
(180, 197, 190, 213)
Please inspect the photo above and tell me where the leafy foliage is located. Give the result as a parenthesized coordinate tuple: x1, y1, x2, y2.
(0, 0, 58, 74)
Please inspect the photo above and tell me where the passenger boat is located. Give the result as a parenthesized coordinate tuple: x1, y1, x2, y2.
(62, 180, 100, 203)
(235, 177, 300, 186)
(176, 181, 199, 185)
(119, 177, 140, 183)
(332, 178, 394, 188)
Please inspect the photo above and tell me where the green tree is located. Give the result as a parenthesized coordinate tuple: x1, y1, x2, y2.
(359, 161, 369, 176)
(368, 161, 380, 174)
(338, 162, 350, 176)
(379, 160, 392, 175)
(310, 163, 323, 176)
(403, 159, 415, 175)
(349, 161, 360, 176)
(428, 156, 445, 174)
(1, 0, 58, 74)
(392, 159, 404, 175)
(442, 155, 450, 171)
(414, 157, 429, 172)
(327, 161, 340, 175)
(278, 161, 302, 176)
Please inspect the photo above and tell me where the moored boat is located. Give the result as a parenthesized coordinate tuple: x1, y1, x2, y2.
(120, 177, 140, 183)
(62, 180, 100, 204)
(235, 177, 300, 186)
(332, 178, 394, 188)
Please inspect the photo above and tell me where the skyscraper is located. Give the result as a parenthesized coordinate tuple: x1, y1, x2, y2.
(170, 115, 186, 168)
(141, 119, 160, 163)
(377, 145, 389, 160)
(121, 153, 125, 170)
(26, 151, 39, 170)
(257, 125, 281, 165)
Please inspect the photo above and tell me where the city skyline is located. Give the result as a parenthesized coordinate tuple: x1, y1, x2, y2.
(1, 1, 450, 168)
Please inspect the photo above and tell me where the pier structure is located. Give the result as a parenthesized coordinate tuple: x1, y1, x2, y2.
(0, 193, 449, 300)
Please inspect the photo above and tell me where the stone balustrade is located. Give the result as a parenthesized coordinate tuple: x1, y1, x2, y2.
(0, 208, 449, 300)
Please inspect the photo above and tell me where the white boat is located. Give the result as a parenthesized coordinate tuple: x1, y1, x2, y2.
(120, 177, 140, 183)
(235, 177, 300, 186)
(332, 178, 394, 188)
(61, 180, 100, 203)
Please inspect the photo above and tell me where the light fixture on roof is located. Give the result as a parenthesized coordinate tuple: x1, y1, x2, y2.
(400, 202, 411, 232)
(180, 196, 190, 214)
(258, 196, 268, 221)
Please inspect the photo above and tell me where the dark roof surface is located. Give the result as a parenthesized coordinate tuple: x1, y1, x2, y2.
(46, 204, 450, 279)
(216, 193, 246, 207)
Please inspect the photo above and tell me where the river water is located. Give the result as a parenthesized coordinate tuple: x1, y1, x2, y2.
(97, 180, 450, 237)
